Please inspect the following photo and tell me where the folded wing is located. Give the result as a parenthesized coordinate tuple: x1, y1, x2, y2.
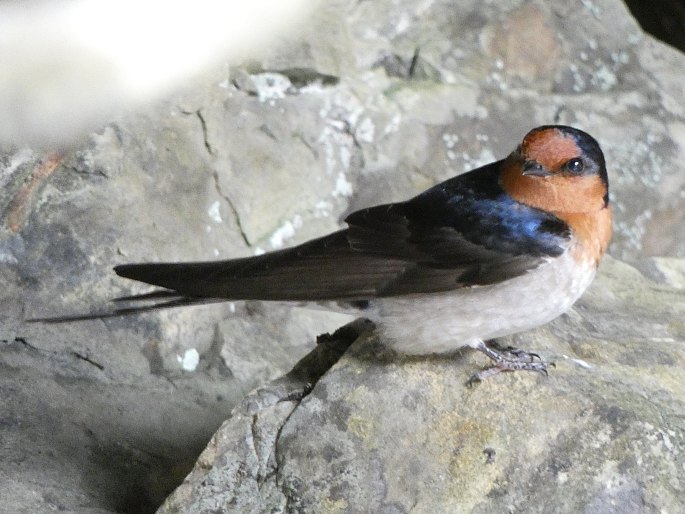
(115, 163, 571, 302)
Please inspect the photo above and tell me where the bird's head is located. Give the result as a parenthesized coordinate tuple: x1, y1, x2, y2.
(501, 125, 609, 214)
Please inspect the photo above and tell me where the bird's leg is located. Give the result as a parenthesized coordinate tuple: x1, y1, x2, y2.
(466, 339, 555, 386)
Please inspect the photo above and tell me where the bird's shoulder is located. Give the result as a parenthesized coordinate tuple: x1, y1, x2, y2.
(345, 160, 572, 261)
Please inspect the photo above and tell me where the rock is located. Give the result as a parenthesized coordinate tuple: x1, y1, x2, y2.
(156, 319, 372, 514)
(1, 0, 685, 511)
(158, 257, 685, 513)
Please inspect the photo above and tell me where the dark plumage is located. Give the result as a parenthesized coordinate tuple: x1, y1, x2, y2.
(114, 160, 571, 306)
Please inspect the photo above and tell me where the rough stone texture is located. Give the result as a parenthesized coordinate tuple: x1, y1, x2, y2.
(158, 257, 685, 513)
(1, 0, 685, 512)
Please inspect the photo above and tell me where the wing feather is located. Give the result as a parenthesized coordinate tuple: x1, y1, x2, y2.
(114, 162, 571, 302)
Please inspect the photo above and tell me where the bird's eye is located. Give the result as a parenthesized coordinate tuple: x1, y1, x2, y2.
(565, 158, 584, 174)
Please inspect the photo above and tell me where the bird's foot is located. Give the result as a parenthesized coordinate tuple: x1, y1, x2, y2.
(466, 340, 555, 386)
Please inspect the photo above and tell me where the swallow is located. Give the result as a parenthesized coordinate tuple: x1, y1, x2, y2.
(33, 125, 611, 381)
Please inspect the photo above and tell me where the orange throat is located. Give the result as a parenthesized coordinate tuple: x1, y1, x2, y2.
(500, 158, 612, 266)
(555, 208, 612, 266)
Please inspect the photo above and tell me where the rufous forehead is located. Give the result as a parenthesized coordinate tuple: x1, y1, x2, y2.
(521, 128, 581, 170)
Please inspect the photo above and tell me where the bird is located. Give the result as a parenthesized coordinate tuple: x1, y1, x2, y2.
(32, 125, 612, 381)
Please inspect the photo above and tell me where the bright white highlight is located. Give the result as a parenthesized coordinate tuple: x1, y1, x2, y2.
(208, 201, 222, 223)
(177, 348, 200, 372)
(0, 0, 314, 147)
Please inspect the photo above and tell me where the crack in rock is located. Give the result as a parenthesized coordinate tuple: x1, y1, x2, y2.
(196, 110, 214, 155)
(211, 170, 250, 248)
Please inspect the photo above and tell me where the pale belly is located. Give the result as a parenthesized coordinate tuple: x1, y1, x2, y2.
(367, 252, 597, 355)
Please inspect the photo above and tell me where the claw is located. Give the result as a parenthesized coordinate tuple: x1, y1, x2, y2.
(503, 345, 541, 362)
(468, 340, 554, 383)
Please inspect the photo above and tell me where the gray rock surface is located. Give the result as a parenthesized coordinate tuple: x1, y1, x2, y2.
(158, 257, 685, 513)
(1, 0, 685, 512)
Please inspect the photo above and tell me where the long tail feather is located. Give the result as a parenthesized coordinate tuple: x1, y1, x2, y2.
(110, 289, 185, 302)
(26, 293, 225, 323)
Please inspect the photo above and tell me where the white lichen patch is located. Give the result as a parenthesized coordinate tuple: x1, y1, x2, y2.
(177, 348, 200, 372)
(332, 172, 353, 198)
(442, 133, 459, 149)
(356, 117, 375, 143)
(207, 200, 222, 223)
(464, 148, 496, 169)
(314, 200, 333, 218)
(590, 65, 617, 91)
(269, 215, 303, 249)
(251, 73, 292, 104)
(383, 113, 402, 136)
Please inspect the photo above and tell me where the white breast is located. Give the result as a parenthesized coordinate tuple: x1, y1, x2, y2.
(367, 249, 597, 355)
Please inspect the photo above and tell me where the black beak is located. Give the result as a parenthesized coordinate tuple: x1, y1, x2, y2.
(521, 161, 553, 177)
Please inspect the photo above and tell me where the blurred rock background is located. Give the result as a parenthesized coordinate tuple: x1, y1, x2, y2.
(1, 0, 684, 512)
